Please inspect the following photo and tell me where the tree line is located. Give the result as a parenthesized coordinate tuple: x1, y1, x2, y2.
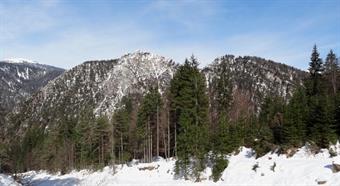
(1, 45, 339, 182)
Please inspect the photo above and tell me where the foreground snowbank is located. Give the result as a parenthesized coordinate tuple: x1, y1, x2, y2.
(0, 174, 20, 186)
(6, 144, 340, 186)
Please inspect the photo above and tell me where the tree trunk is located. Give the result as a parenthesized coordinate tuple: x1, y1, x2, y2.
(174, 119, 177, 157)
(167, 108, 171, 158)
(120, 133, 123, 164)
(143, 140, 146, 163)
(111, 121, 115, 166)
(151, 127, 153, 162)
(162, 129, 167, 159)
(157, 105, 159, 157)
(332, 71, 337, 95)
(194, 75, 199, 153)
(147, 116, 150, 163)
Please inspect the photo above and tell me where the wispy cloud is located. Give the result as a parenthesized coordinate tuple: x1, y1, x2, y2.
(1, 0, 339, 70)
(145, 0, 219, 31)
(0, 1, 60, 42)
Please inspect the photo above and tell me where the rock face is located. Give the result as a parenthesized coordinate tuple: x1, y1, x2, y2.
(0, 59, 64, 127)
(4, 52, 176, 136)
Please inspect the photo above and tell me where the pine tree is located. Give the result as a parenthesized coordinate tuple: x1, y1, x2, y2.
(335, 94, 340, 136)
(304, 46, 337, 148)
(213, 113, 241, 154)
(112, 96, 132, 164)
(57, 116, 78, 172)
(171, 56, 209, 180)
(93, 116, 110, 168)
(74, 108, 95, 169)
(283, 87, 308, 147)
(137, 87, 162, 163)
(324, 50, 338, 95)
(307, 95, 336, 147)
(307, 45, 324, 96)
(209, 56, 236, 152)
(259, 96, 285, 144)
(210, 58, 233, 122)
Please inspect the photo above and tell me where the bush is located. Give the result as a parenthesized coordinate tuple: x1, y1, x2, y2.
(211, 156, 228, 182)
(253, 141, 273, 158)
(270, 162, 276, 172)
(329, 148, 337, 158)
(252, 162, 259, 172)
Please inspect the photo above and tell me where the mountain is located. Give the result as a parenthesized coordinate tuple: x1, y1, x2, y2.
(3, 52, 176, 137)
(0, 59, 64, 128)
(204, 55, 307, 119)
(0, 51, 311, 175)
(3, 52, 307, 140)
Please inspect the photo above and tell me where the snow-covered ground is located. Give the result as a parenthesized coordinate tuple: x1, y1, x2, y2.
(2, 144, 340, 186)
(0, 174, 20, 186)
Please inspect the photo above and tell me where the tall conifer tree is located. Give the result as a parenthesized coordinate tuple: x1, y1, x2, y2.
(171, 56, 209, 180)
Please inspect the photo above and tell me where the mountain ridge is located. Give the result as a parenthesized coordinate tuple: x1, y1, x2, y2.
(2, 51, 307, 139)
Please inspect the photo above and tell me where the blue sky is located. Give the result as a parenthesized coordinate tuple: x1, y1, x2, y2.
(0, 0, 339, 69)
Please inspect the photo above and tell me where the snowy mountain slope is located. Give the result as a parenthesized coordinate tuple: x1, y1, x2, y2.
(94, 51, 175, 116)
(4, 51, 176, 137)
(0, 60, 64, 129)
(15, 143, 340, 186)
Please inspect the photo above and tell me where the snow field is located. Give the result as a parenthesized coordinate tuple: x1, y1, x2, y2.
(4, 143, 340, 186)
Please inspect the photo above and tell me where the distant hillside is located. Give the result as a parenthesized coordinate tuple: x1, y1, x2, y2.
(0, 60, 64, 128)
(204, 55, 307, 120)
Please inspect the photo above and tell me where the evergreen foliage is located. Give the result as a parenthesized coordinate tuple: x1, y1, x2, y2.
(171, 56, 209, 180)
(324, 50, 338, 95)
(283, 87, 308, 147)
(307, 45, 324, 96)
(211, 155, 228, 182)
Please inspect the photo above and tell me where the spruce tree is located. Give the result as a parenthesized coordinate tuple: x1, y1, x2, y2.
(283, 87, 308, 147)
(210, 58, 235, 150)
(213, 58, 233, 113)
(171, 56, 209, 180)
(307, 96, 336, 147)
(112, 96, 132, 164)
(335, 94, 340, 136)
(305, 46, 337, 147)
(307, 45, 324, 96)
(324, 50, 338, 95)
(208, 59, 236, 181)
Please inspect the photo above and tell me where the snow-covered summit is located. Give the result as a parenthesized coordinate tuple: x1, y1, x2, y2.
(94, 51, 175, 115)
(2, 57, 36, 64)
